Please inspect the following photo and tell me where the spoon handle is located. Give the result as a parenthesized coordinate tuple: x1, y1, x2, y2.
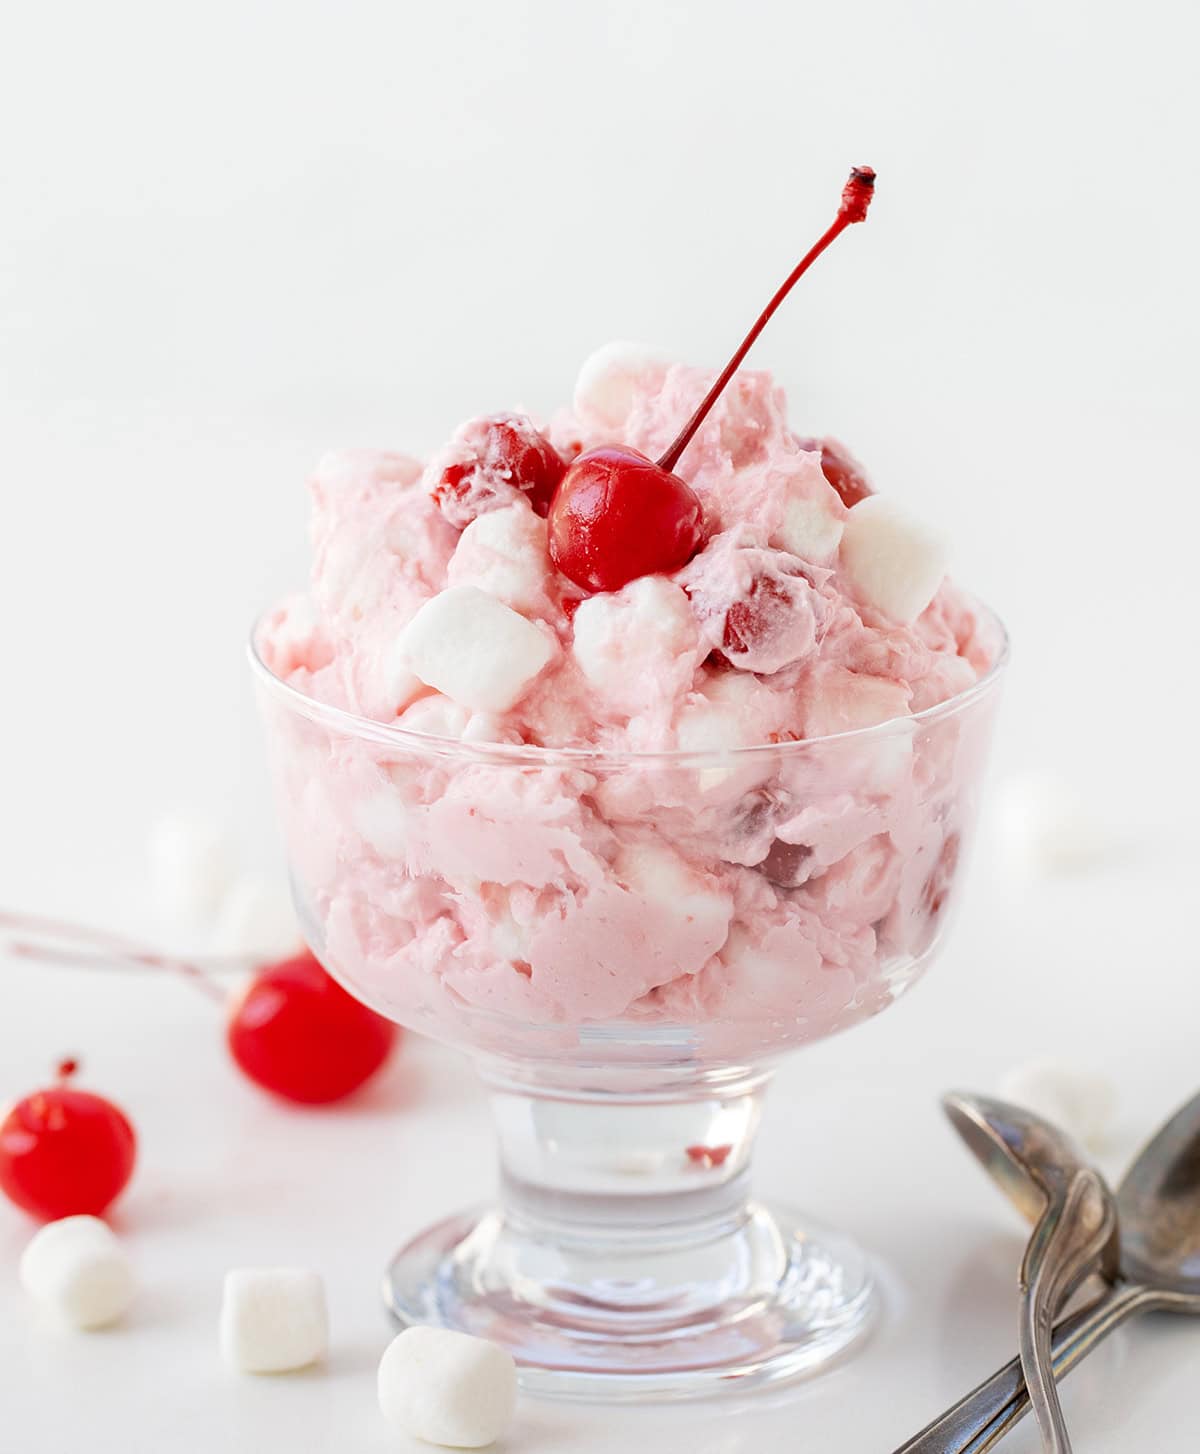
(1018, 1170, 1116, 1454)
(890, 1283, 1148, 1454)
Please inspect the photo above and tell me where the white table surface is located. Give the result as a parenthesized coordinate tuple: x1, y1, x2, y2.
(2, 831, 1198, 1454)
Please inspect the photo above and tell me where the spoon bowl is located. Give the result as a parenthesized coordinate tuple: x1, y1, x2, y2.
(942, 1092, 1121, 1282)
(1116, 1090, 1200, 1297)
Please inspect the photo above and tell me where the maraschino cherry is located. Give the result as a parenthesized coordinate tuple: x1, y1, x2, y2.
(227, 949, 398, 1105)
(549, 166, 876, 594)
(0, 1059, 136, 1221)
(432, 413, 567, 527)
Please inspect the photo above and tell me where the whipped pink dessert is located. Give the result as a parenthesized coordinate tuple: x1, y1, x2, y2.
(257, 342, 1002, 1053)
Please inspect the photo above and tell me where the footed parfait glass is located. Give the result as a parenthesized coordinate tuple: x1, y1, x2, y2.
(251, 616, 1005, 1400)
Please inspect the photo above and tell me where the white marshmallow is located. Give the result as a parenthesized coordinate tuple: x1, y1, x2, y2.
(674, 673, 786, 795)
(839, 495, 949, 624)
(447, 503, 551, 616)
(573, 340, 668, 429)
(572, 577, 701, 716)
(209, 874, 301, 961)
(219, 1268, 328, 1374)
(353, 788, 414, 858)
(616, 841, 733, 950)
(776, 495, 845, 565)
(804, 667, 912, 737)
(999, 1060, 1117, 1151)
(147, 813, 236, 934)
(382, 638, 424, 716)
(397, 694, 473, 739)
(378, 1326, 517, 1449)
(992, 773, 1117, 876)
(20, 1216, 136, 1330)
(399, 587, 556, 714)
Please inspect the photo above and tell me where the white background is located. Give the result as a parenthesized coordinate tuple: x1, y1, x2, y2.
(2, 1, 1199, 1450)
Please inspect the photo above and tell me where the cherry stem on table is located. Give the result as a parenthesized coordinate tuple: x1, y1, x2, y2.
(656, 166, 876, 476)
(0, 909, 238, 1004)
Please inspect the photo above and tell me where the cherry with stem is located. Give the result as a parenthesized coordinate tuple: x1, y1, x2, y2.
(549, 166, 876, 594)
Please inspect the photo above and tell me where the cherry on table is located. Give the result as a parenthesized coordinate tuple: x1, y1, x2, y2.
(227, 949, 399, 1106)
(0, 1060, 136, 1221)
(548, 166, 876, 595)
(432, 414, 567, 528)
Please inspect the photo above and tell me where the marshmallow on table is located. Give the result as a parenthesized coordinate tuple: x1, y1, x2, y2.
(999, 1059, 1117, 1151)
(20, 1216, 136, 1330)
(573, 340, 667, 429)
(399, 586, 556, 714)
(220, 1268, 328, 1373)
(148, 813, 236, 934)
(208, 874, 302, 961)
(992, 773, 1117, 876)
(839, 495, 949, 624)
(378, 1326, 517, 1449)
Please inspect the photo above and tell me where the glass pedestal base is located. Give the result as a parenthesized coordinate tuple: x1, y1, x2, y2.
(383, 1199, 876, 1401)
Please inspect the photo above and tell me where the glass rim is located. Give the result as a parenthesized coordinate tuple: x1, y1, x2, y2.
(247, 599, 1009, 767)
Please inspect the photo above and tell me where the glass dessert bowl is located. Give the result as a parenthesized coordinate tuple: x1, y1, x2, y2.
(250, 620, 1006, 1400)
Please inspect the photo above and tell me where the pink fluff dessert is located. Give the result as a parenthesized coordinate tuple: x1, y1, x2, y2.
(255, 344, 1004, 1056)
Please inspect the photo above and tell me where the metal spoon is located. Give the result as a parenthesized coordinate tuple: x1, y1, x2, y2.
(893, 1088, 1200, 1453)
(943, 1094, 1120, 1453)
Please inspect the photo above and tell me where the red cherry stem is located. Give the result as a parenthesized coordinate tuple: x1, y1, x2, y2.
(656, 166, 876, 475)
(0, 909, 233, 1004)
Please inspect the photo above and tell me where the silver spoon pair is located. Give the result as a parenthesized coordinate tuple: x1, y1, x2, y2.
(894, 1089, 1200, 1453)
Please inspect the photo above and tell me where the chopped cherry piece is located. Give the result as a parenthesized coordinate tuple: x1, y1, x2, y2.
(686, 1143, 734, 1169)
(757, 839, 813, 888)
(921, 832, 962, 919)
(227, 949, 399, 1105)
(797, 436, 873, 508)
(431, 414, 566, 528)
(0, 1061, 136, 1221)
(684, 544, 828, 674)
(548, 446, 705, 593)
(723, 572, 799, 659)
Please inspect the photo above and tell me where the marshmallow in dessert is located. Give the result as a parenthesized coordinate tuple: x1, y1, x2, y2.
(20, 1215, 136, 1329)
(219, 1267, 328, 1373)
(257, 345, 1002, 1044)
(377, 1326, 518, 1449)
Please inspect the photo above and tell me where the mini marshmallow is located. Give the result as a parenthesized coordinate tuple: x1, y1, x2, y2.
(148, 813, 236, 934)
(572, 577, 701, 716)
(378, 1326, 517, 1449)
(839, 495, 949, 624)
(675, 686, 767, 796)
(398, 693, 473, 739)
(20, 1216, 136, 1330)
(209, 874, 302, 961)
(616, 841, 733, 953)
(446, 503, 551, 616)
(399, 586, 556, 714)
(804, 667, 912, 737)
(382, 638, 424, 716)
(776, 495, 845, 565)
(992, 773, 1117, 876)
(219, 1268, 328, 1374)
(999, 1059, 1117, 1151)
(573, 340, 667, 428)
